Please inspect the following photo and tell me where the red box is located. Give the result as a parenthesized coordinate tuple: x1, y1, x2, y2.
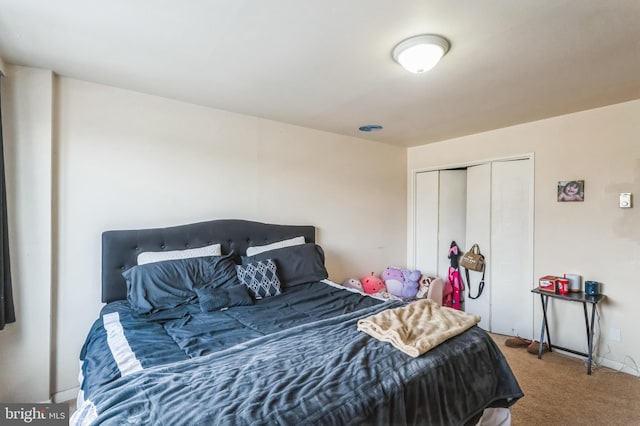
(539, 275, 561, 293)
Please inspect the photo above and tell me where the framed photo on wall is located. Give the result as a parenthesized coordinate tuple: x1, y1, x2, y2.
(557, 180, 584, 202)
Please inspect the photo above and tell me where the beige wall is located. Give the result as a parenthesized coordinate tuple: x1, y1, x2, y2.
(3, 62, 638, 403)
(50, 77, 405, 398)
(1, 68, 406, 401)
(0, 66, 53, 402)
(408, 99, 640, 374)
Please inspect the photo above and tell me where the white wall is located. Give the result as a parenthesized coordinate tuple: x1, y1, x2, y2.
(5, 62, 636, 403)
(0, 65, 53, 402)
(49, 78, 407, 397)
(0, 70, 406, 401)
(408, 99, 640, 374)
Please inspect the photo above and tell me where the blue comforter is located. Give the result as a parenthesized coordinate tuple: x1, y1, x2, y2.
(73, 282, 522, 425)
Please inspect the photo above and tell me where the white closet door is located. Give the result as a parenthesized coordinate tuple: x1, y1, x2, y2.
(437, 170, 467, 279)
(414, 171, 439, 275)
(490, 159, 534, 338)
(464, 164, 492, 330)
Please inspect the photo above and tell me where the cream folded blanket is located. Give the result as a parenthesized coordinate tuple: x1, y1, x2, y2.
(357, 299, 481, 357)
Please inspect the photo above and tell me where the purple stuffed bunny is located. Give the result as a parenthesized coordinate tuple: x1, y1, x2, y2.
(400, 269, 421, 298)
(381, 267, 405, 297)
(383, 267, 421, 298)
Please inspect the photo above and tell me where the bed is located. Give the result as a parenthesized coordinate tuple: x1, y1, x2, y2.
(71, 219, 522, 425)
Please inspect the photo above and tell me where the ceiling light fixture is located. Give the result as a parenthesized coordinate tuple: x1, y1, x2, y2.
(392, 34, 450, 73)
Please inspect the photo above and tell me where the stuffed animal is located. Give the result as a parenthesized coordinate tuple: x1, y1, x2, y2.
(341, 278, 363, 292)
(400, 269, 421, 298)
(416, 274, 436, 299)
(382, 266, 421, 298)
(381, 267, 405, 297)
(361, 273, 385, 294)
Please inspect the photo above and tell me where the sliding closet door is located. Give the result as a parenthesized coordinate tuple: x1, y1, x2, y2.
(464, 164, 492, 331)
(437, 170, 467, 278)
(414, 171, 439, 275)
(490, 159, 533, 338)
(414, 170, 466, 278)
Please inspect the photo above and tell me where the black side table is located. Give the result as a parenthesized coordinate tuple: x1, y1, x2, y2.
(531, 288, 606, 375)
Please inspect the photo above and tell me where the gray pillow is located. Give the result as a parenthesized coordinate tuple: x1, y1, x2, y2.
(123, 254, 249, 313)
(196, 285, 253, 312)
(241, 243, 328, 288)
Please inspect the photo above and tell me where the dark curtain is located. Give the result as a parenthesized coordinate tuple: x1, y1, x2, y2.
(0, 77, 15, 330)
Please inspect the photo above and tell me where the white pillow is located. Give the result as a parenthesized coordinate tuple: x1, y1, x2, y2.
(137, 243, 222, 265)
(245, 236, 305, 257)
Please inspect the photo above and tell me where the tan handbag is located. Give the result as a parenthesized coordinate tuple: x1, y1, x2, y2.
(460, 244, 485, 299)
(460, 244, 484, 272)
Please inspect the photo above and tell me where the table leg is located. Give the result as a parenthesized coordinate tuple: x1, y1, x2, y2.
(587, 303, 597, 375)
(582, 302, 591, 374)
(543, 296, 553, 353)
(582, 302, 590, 340)
(538, 294, 550, 359)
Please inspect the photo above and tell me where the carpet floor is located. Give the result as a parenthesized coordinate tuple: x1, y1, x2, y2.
(491, 333, 640, 426)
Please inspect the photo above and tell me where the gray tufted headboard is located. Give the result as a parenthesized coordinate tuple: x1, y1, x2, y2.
(102, 219, 316, 303)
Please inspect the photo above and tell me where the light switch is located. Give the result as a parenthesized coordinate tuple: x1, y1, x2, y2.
(620, 193, 632, 208)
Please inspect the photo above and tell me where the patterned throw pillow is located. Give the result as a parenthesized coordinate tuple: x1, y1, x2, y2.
(235, 259, 282, 299)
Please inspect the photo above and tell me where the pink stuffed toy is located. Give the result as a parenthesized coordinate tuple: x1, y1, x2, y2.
(361, 273, 385, 294)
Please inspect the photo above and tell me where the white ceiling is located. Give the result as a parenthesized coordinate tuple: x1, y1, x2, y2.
(0, 1, 639, 147)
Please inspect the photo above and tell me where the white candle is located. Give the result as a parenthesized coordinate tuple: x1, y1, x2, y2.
(565, 274, 581, 292)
